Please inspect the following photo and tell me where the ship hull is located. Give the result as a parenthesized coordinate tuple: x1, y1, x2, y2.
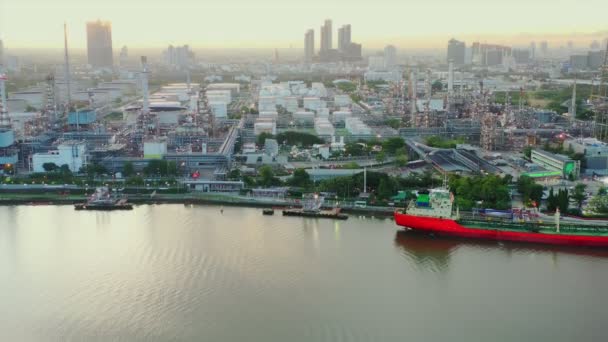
(394, 212, 608, 248)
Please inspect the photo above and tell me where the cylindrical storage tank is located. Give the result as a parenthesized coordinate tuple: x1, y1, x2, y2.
(0, 129, 15, 148)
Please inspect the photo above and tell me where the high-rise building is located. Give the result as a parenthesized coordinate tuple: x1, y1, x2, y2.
(567, 41, 574, 51)
(86, 20, 113, 68)
(163, 45, 194, 69)
(540, 41, 548, 56)
(384, 45, 397, 69)
(338, 24, 351, 51)
(119, 46, 128, 67)
(447, 39, 466, 65)
(530, 41, 536, 59)
(304, 29, 315, 62)
(590, 40, 601, 50)
(320, 19, 333, 52)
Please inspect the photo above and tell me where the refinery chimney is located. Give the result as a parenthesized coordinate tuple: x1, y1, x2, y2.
(141, 56, 149, 115)
(0, 65, 9, 127)
(63, 22, 71, 109)
(448, 60, 454, 95)
(570, 78, 577, 119)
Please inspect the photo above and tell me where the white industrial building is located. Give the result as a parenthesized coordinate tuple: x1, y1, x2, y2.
(9, 90, 45, 109)
(334, 95, 352, 107)
(332, 110, 352, 123)
(315, 118, 335, 136)
(143, 139, 168, 159)
(264, 139, 279, 156)
(254, 119, 277, 135)
(259, 111, 279, 120)
(206, 90, 232, 103)
(345, 117, 372, 135)
(258, 96, 277, 112)
(364, 70, 402, 82)
(32, 141, 87, 173)
(303, 97, 322, 111)
(317, 108, 330, 118)
(209, 101, 228, 119)
(207, 83, 240, 96)
(294, 111, 315, 124)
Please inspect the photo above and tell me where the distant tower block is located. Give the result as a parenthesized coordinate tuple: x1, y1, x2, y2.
(447, 60, 454, 95)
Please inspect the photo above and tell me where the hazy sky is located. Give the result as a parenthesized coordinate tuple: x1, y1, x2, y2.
(1, 0, 607, 49)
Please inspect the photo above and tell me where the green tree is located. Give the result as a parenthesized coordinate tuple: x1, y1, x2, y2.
(276, 131, 323, 147)
(143, 160, 168, 176)
(382, 137, 405, 154)
(431, 80, 443, 93)
(42, 163, 58, 172)
(375, 151, 386, 163)
(589, 194, 608, 214)
(123, 162, 135, 177)
(395, 155, 408, 167)
(288, 168, 312, 188)
(386, 118, 401, 129)
(547, 187, 557, 211)
(258, 165, 281, 187)
(256, 132, 275, 147)
(167, 161, 178, 176)
(523, 146, 532, 159)
(377, 178, 395, 200)
(228, 169, 241, 180)
(571, 183, 587, 209)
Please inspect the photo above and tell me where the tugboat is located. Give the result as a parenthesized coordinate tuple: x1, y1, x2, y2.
(75, 187, 133, 211)
(263, 208, 275, 215)
(283, 194, 348, 220)
(394, 187, 608, 248)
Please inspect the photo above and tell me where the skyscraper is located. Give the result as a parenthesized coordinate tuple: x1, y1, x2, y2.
(384, 45, 397, 68)
(529, 41, 536, 59)
(86, 20, 113, 68)
(320, 19, 332, 52)
(338, 24, 351, 51)
(447, 39, 466, 65)
(540, 41, 548, 57)
(119, 46, 128, 67)
(304, 29, 315, 62)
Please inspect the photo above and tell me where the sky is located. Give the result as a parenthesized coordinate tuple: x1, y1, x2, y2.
(1, 0, 607, 50)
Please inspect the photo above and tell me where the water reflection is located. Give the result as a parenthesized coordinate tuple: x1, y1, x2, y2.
(394, 230, 608, 270)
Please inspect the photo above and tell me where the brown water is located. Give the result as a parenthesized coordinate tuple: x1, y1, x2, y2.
(1, 204, 607, 342)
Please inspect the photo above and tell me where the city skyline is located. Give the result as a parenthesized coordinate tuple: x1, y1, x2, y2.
(1, 0, 607, 49)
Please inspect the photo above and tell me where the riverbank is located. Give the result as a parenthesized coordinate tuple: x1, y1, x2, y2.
(0, 192, 396, 217)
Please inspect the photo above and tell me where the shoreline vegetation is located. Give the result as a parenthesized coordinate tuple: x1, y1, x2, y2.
(0, 192, 396, 217)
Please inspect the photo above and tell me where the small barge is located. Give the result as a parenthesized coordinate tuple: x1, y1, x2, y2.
(282, 209, 348, 220)
(75, 187, 133, 211)
(263, 208, 275, 215)
(282, 194, 348, 220)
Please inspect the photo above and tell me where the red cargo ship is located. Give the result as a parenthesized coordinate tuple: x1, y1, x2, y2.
(394, 188, 608, 248)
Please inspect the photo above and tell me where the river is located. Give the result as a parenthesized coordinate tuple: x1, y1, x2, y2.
(1, 205, 607, 341)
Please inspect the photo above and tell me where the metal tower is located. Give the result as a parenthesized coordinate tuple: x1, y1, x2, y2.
(0, 65, 10, 128)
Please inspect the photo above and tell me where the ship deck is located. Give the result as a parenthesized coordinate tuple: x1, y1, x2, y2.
(457, 219, 608, 237)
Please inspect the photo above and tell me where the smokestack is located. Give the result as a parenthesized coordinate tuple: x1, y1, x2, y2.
(64, 22, 71, 109)
(0, 65, 9, 127)
(410, 69, 417, 116)
(141, 56, 149, 114)
(448, 60, 454, 95)
(571, 78, 577, 119)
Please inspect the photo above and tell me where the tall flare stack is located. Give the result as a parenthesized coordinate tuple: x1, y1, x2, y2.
(0, 65, 9, 127)
(64, 22, 71, 110)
